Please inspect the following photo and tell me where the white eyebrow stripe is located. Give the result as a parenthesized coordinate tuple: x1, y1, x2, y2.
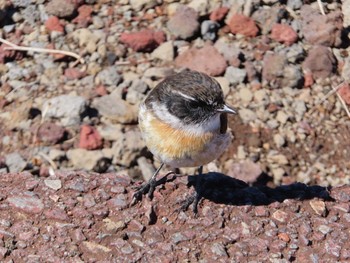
(172, 90, 197, 101)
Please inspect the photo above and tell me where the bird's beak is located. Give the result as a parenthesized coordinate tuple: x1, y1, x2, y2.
(217, 104, 237, 114)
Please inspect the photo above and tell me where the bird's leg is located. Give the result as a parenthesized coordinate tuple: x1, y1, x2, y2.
(131, 163, 164, 205)
(192, 166, 204, 214)
(179, 166, 204, 214)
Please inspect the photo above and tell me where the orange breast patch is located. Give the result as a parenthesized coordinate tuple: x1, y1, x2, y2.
(146, 117, 214, 160)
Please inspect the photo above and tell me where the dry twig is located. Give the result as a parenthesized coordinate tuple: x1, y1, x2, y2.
(0, 37, 85, 65)
(317, 0, 326, 15)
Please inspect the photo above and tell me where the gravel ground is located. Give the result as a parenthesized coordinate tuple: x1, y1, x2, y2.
(0, 0, 350, 261)
(0, 171, 350, 262)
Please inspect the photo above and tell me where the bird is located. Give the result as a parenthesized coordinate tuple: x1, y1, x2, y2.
(132, 69, 237, 213)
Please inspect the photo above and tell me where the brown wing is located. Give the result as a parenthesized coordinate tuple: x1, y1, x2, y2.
(220, 113, 228, 134)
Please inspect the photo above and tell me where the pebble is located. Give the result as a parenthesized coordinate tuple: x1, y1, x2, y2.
(45, 0, 76, 18)
(309, 200, 327, 217)
(43, 95, 87, 126)
(167, 5, 199, 39)
(95, 66, 122, 86)
(338, 83, 350, 105)
(7, 193, 44, 214)
(272, 210, 289, 223)
(227, 160, 262, 184)
(227, 14, 259, 37)
(120, 30, 166, 52)
(273, 134, 285, 148)
(302, 45, 335, 79)
(151, 41, 175, 62)
(44, 179, 62, 191)
(224, 66, 247, 86)
(300, 5, 342, 47)
(66, 149, 105, 170)
(36, 122, 65, 144)
(262, 52, 286, 89)
(201, 20, 219, 41)
(92, 92, 138, 124)
(287, 0, 303, 10)
(211, 242, 228, 257)
(239, 87, 253, 102)
(270, 24, 298, 46)
(343, 0, 350, 27)
(239, 109, 257, 123)
(79, 125, 103, 150)
(210, 7, 229, 22)
(175, 44, 227, 76)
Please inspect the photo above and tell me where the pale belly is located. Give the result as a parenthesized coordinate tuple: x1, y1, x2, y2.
(139, 106, 232, 168)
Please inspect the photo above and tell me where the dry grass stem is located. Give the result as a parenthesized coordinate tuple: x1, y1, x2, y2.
(317, 0, 326, 15)
(0, 37, 85, 65)
(333, 86, 350, 119)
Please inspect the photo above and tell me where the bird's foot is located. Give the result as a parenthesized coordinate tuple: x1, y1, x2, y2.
(130, 171, 175, 206)
(177, 191, 202, 215)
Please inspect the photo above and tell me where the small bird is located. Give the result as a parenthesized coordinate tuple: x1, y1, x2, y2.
(132, 69, 237, 212)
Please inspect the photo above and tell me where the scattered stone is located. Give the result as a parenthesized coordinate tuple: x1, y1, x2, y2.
(167, 5, 199, 39)
(227, 160, 262, 184)
(211, 242, 228, 257)
(120, 30, 166, 52)
(338, 83, 350, 105)
(151, 41, 174, 62)
(224, 66, 247, 85)
(210, 6, 229, 22)
(93, 92, 138, 124)
(79, 125, 103, 150)
(302, 46, 335, 79)
(42, 95, 87, 126)
(175, 44, 227, 76)
(44, 208, 69, 221)
(44, 179, 62, 191)
(7, 193, 44, 214)
(270, 24, 298, 46)
(227, 14, 259, 37)
(72, 5, 93, 27)
(201, 20, 219, 41)
(81, 241, 111, 255)
(252, 6, 283, 35)
(45, 0, 76, 18)
(300, 5, 342, 47)
(95, 66, 122, 86)
(36, 122, 65, 144)
(272, 210, 289, 223)
(67, 149, 106, 170)
(5, 152, 27, 173)
(45, 16, 64, 33)
(239, 109, 257, 123)
(262, 52, 286, 89)
(310, 200, 327, 217)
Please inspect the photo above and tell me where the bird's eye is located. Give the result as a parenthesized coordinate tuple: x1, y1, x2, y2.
(189, 100, 202, 109)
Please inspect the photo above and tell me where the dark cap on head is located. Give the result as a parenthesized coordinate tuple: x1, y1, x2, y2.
(145, 69, 236, 125)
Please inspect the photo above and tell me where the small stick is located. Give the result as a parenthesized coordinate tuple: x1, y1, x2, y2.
(333, 86, 350, 119)
(317, 0, 326, 15)
(0, 37, 85, 65)
(307, 82, 343, 115)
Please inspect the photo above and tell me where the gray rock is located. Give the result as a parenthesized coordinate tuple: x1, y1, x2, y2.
(126, 80, 148, 105)
(214, 37, 243, 63)
(343, 0, 350, 27)
(5, 153, 27, 173)
(211, 242, 228, 257)
(273, 134, 286, 148)
(112, 128, 145, 167)
(129, 0, 158, 11)
(46, 0, 75, 18)
(239, 87, 253, 102)
(7, 193, 44, 214)
(93, 92, 138, 124)
(224, 66, 246, 85)
(96, 66, 122, 86)
(137, 157, 155, 181)
(201, 20, 219, 41)
(67, 149, 106, 170)
(239, 109, 257, 123)
(43, 95, 87, 126)
(151, 41, 175, 62)
(97, 124, 123, 141)
(44, 179, 62, 190)
(287, 0, 303, 10)
(11, 0, 31, 7)
(167, 5, 199, 39)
